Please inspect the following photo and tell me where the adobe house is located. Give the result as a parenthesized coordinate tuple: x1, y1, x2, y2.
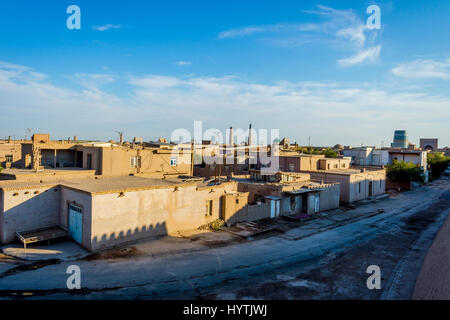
(306, 168, 386, 204)
(232, 170, 341, 224)
(256, 153, 385, 204)
(19, 134, 193, 177)
(0, 138, 29, 169)
(0, 175, 248, 251)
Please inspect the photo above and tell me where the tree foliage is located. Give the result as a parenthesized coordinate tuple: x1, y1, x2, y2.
(297, 147, 338, 158)
(386, 160, 425, 184)
(427, 153, 450, 180)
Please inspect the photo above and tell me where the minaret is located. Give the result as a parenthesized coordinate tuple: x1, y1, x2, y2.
(229, 126, 234, 146)
(248, 124, 253, 146)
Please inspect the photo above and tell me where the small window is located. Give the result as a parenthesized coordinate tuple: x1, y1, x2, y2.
(130, 156, 141, 168)
(170, 157, 177, 167)
(334, 164, 338, 169)
(236, 198, 239, 204)
(5, 155, 13, 163)
(341, 163, 346, 168)
(205, 200, 213, 216)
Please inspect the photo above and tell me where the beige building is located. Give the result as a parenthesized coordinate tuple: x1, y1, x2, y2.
(0, 139, 29, 169)
(233, 170, 341, 223)
(257, 154, 385, 204)
(19, 134, 192, 178)
(0, 173, 248, 251)
(259, 154, 351, 173)
(306, 168, 386, 203)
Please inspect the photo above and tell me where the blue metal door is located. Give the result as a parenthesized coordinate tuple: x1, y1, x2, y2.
(69, 204, 83, 244)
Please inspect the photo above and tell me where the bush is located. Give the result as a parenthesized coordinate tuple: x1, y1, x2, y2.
(428, 153, 450, 180)
(0, 165, 3, 173)
(299, 147, 337, 158)
(386, 160, 425, 184)
(210, 219, 225, 231)
(198, 219, 225, 231)
(323, 148, 338, 158)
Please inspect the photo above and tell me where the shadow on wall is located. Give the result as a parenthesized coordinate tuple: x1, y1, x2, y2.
(223, 202, 272, 225)
(90, 222, 168, 251)
(1, 187, 60, 244)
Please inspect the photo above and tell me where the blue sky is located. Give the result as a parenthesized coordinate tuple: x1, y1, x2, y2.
(0, 0, 449, 146)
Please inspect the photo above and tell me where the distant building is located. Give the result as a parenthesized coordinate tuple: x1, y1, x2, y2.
(257, 154, 385, 204)
(235, 170, 340, 220)
(15, 134, 193, 178)
(0, 139, 29, 169)
(420, 138, 438, 151)
(342, 147, 427, 169)
(391, 130, 409, 148)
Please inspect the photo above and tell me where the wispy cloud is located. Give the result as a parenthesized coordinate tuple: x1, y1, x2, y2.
(336, 24, 366, 47)
(1, 61, 448, 145)
(338, 45, 381, 67)
(92, 24, 122, 32)
(174, 61, 192, 66)
(218, 5, 382, 67)
(218, 23, 316, 39)
(392, 59, 450, 80)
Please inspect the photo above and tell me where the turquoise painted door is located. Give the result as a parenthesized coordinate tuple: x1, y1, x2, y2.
(69, 204, 83, 244)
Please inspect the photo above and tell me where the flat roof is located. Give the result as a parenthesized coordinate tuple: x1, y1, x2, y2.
(0, 167, 92, 177)
(302, 168, 385, 175)
(61, 176, 196, 194)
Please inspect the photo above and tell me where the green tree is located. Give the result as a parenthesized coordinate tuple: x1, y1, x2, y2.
(323, 148, 338, 158)
(386, 160, 425, 184)
(299, 147, 337, 158)
(427, 153, 450, 180)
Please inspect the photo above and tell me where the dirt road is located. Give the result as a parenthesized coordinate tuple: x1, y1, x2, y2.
(413, 179, 450, 299)
(0, 177, 448, 300)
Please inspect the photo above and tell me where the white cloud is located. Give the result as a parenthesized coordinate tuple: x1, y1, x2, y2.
(338, 45, 381, 67)
(218, 5, 382, 66)
(218, 24, 316, 39)
(92, 24, 122, 32)
(391, 59, 450, 80)
(336, 24, 367, 47)
(0, 61, 448, 146)
(174, 61, 192, 66)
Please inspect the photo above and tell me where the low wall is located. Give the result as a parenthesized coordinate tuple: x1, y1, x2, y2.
(225, 203, 271, 225)
(386, 179, 412, 191)
(319, 184, 340, 211)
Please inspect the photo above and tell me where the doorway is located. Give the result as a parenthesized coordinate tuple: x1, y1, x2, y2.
(69, 203, 83, 245)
